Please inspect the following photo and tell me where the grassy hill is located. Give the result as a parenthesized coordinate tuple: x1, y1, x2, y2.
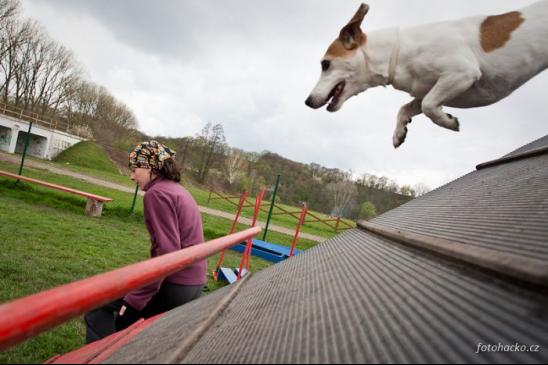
(54, 141, 120, 175)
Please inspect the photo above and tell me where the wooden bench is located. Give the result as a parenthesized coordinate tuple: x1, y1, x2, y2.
(0, 169, 113, 217)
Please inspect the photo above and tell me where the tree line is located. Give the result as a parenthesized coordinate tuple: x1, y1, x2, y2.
(158, 122, 429, 219)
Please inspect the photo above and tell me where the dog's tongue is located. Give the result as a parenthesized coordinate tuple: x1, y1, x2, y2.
(337, 82, 344, 94)
(327, 81, 345, 111)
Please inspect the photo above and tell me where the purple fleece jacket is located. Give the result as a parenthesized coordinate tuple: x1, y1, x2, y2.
(124, 178, 207, 311)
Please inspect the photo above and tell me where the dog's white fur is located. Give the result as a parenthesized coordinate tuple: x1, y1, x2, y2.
(305, 1, 548, 147)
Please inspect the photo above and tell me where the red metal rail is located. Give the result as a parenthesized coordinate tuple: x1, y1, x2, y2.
(0, 227, 261, 351)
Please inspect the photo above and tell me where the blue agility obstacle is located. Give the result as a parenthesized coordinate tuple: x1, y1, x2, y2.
(214, 187, 308, 284)
(217, 239, 301, 284)
(229, 239, 302, 263)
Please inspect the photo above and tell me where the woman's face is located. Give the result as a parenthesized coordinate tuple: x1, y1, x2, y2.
(130, 167, 154, 190)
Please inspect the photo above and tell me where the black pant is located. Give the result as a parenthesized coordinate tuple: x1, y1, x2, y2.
(85, 282, 203, 343)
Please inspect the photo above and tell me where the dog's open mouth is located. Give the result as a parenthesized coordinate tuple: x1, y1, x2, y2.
(326, 81, 345, 112)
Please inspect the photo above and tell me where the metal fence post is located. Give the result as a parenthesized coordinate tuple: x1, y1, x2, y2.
(262, 174, 280, 241)
(130, 184, 139, 215)
(17, 121, 33, 181)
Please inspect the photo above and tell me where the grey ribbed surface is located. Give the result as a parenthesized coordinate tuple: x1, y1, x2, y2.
(503, 135, 548, 158)
(371, 152, 548, 261)
(104, 230, 548, 364)
(104, 282, 236, 364)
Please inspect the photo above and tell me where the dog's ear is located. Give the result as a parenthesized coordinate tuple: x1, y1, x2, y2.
(339, 3, 369, 50)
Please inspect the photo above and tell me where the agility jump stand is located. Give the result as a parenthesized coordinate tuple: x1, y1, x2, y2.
(213, 190, 248, 282)
(214, 189, 266, 283)
(215, 197, 308, 284)
(229, 202, 307, 262)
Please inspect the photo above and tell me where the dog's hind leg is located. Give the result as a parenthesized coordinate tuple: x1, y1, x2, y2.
(421, 71, 480, 132)
(393, 98, 422, 148)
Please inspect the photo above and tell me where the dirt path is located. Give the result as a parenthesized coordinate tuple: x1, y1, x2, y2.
(0, 152, 326, 242)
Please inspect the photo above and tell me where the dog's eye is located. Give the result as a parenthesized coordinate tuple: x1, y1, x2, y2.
(321, 60, 330, 72)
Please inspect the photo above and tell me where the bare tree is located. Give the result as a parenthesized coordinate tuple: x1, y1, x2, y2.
(12, 19, 44, 109)
(173, 136, 193, 170)
(358, 173, 379, 188)
(399, 185, 416, 197)
(63, 79, 99, 126)
(195, 123, 226, 183)
(0, 17, 27, 103)
(0, 15, 82, 117)
(93, 87, 137, 143)
(385, 179, 399, 193)
(0, 0, 18, 56)
(0, 0, 18, 26)
(223, 147, 244, 186)
(33, 42, 81, 116)
(413, 183, 431, 197)
(325, 179, 358, 218)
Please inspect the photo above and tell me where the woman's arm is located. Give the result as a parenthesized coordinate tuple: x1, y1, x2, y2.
(123, 190, 182, 311)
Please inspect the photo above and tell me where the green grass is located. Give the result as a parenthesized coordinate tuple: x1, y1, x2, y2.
(0, 159, 318, 363)
(0, 187, 150, 363)
(53, 141, 120, 175)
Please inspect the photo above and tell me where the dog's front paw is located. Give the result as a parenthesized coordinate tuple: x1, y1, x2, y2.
(445, 113, 460, 131)
(393, 126, 408, 148)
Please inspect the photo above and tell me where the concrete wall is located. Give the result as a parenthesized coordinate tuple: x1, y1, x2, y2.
(0, 125, 11, 152)
(0, 114, 85, 160)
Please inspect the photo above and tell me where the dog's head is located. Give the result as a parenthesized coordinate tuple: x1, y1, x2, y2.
(305, 3, 374, 112)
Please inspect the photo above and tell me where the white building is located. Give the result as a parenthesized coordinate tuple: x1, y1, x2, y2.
(0, 113, 86, 160)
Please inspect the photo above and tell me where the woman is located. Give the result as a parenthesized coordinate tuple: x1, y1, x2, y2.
(85, 140, 206, 343)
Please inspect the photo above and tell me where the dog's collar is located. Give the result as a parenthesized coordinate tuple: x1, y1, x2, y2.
(387, 27, 400, 85)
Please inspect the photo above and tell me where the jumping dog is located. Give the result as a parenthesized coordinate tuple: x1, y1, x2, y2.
(305, 1, 548, 147)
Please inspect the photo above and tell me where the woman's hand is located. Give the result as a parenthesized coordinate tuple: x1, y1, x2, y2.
(115, 302, 142, 331)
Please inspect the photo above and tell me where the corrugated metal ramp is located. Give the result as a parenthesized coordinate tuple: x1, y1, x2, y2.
(91, 135, 548, 363)
(105, 229, 548, 364)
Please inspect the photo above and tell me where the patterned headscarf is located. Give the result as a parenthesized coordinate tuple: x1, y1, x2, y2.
(128, 140, 176, 171)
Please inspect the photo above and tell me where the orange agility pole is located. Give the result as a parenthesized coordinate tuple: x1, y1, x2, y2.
(238, 189, 266, 279)
(0, 227, 261, 352)
(290, 203, 308, 257)
(214, 190, 248, 280)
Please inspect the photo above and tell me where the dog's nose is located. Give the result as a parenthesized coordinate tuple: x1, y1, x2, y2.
(305, 96, 315, 108)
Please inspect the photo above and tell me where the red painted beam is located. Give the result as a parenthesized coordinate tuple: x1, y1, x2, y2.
(290, 204, 308, 257)
(0, 169, 112, 202)
(0, 227, 261, 351)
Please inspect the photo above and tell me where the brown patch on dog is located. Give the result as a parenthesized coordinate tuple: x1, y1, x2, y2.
(480, 11, 524, 52)
(325, 36, 366, 59)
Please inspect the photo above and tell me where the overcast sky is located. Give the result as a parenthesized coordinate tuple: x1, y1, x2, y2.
(22, 0, 548, 189)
